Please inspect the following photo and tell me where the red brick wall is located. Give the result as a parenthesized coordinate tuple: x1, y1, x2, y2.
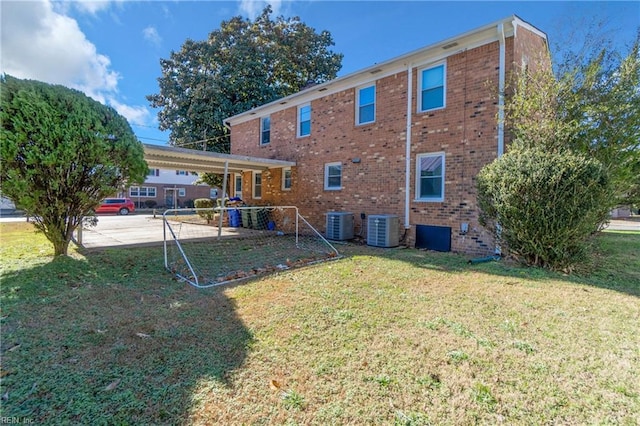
(127, 184, 212, 208)
(231, 31, 547, 255)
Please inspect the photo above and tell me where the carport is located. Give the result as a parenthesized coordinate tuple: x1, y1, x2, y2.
(76, 144, 296, 250)
(143, 143, 295, 176)
(143, 143, 295, 209)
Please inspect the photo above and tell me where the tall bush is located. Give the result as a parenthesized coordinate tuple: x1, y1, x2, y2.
(477, 147, 611, 271)
(0, 76, 147, 256)
(194, 198, 215, 223)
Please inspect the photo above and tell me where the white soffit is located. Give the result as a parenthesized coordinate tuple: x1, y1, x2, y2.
(143, 143, 295, 174)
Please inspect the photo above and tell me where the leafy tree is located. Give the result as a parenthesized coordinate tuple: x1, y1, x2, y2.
(477, 147, 611, 271)
(0, 75, 147, 256)
(506, 33, 640, 209)
(147, 5, 343, 152)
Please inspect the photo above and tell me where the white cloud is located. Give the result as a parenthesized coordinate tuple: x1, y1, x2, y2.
(238, 0, 282, 19)
(0, 0, 152, 127)
(108, 98, 151, 127)
(72, 0, 113, 15)
(143, 26, 162, 47)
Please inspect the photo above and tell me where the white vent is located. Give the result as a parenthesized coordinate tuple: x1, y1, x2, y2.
(367, 215, 399, 247)
(326, 212, 354, 241)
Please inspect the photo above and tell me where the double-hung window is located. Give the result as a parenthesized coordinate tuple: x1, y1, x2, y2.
(234, 174, 243, 199)
(416, 153, 445, 201)
(260, 116, 271, 145)
(357, 85, 375, 125)
(282, 168, 292, 190)
(419, 63, 446, 112)
(253, 172, 262, 199)
(324, 162, 342, 190)
(298, 104, 311, 137)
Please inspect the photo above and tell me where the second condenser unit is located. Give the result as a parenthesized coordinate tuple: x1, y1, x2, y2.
(325, 212, 354, 241)
(367, 214, 400, 248)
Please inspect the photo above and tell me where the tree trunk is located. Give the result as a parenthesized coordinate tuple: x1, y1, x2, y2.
(52, 237, 71, 256)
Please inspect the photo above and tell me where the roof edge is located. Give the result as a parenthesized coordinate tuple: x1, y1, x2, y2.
(225, 15, 547, 125)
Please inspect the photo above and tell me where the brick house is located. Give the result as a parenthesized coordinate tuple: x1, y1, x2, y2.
(224, 15, 549, 255)
(127, 168, 213, 209)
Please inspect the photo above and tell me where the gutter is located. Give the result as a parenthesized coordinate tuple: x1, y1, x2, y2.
(404, 63, 413, 230)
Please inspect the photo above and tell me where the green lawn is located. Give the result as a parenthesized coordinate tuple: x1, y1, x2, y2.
(1, 222, 638, 425)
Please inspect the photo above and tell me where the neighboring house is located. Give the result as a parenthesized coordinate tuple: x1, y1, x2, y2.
(610, 206, 632, 218)
(225, 15, 549, 255)
(0, 196, 16, 213)
(127, 168, 214, 209)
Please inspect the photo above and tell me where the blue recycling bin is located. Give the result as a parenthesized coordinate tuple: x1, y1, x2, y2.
(229, 209, 242, 227)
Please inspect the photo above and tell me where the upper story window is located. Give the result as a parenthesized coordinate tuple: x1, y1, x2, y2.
(260, 116, 271, 145)
(418, 63, 446, 112)
(282, 168, 292, 190)
(298, 104, 311, 137)
(253, 171, 262, 199)
(357, 84, 376, 125)
(147, 168, 159, 177)
(416, 152, 445, 202)
(324, 162, 342, 190)
(176, 170, 189, 176)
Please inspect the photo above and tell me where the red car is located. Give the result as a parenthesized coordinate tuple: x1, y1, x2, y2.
(96, 198, 135, 215)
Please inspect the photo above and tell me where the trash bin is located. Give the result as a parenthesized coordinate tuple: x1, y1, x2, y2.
(251, 208, 268, 230)
(241, 209, 252, 229)
(229, 209, 242, 227)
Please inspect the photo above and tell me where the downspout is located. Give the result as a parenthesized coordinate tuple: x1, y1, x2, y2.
(497, 23, 506, 157)
(404, 63, 413, 231)
(495, 22, 506, 256)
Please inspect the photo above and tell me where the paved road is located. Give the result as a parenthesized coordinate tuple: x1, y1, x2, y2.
(604, 219, 640, 231)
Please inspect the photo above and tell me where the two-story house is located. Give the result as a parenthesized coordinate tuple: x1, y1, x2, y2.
(224, 15, 549, 255)
(127, 168, 213, 209)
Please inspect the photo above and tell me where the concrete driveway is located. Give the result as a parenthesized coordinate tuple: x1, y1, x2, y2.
(75, 213, 256, 250)
(76, 214, 167, 249)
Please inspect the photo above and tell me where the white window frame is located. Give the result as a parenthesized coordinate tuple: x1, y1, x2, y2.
(297, 104, 311, 137)
(324, 162, 342, 191)
(418, 62, 446, 113)
(234, 174, 243, 199)
(178, 188, 186, 197)
(356, 84, 376, 125)
(129, 186, 157, 197)
(282, 168, 292, 191)
(415, 152, 445, 202)
(253, 171, 262, 199)
(260, 115, 271, 145)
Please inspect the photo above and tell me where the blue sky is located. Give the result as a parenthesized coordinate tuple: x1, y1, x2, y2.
(1, 1, 638, 146)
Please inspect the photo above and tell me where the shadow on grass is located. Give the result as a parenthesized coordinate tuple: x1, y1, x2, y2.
(0, 247, 252, 424)
(339, 231, 640, 298)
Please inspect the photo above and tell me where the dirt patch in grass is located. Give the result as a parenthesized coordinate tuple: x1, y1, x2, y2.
(1, 222, 639, 424)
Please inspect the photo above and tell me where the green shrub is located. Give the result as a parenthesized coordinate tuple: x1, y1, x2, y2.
(194, 198, 215, 223)
(477, 146, 611, 271)
(144, 200, 157, 208)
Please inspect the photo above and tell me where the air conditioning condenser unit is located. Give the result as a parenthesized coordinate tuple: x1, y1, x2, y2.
(367, 214, 399, 247)
(326, 212, 354, 241)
